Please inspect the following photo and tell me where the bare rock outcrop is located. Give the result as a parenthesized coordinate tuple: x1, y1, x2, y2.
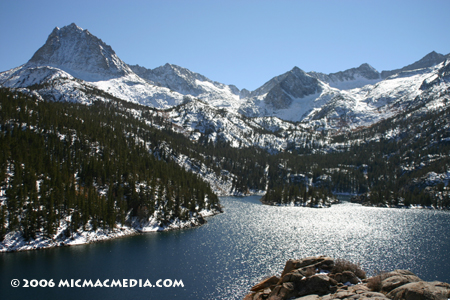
(243, 256, 450, 300)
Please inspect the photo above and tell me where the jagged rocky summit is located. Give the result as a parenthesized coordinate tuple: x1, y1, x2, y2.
(243, 256, 450, 300)
(28, 23, 132, 81)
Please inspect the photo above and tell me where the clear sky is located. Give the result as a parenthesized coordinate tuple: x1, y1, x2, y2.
(1, 0, 449, 91)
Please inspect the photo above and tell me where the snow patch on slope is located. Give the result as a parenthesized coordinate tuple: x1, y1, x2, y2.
(92, 73, 185, 107)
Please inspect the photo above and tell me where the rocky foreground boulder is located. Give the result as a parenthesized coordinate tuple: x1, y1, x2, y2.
(243, 256, 450, 300)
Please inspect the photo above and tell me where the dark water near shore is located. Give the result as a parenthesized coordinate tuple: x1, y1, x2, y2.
(1, 196, 450, 299)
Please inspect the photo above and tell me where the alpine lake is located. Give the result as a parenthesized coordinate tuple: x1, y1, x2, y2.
(1, 195, 449, 300)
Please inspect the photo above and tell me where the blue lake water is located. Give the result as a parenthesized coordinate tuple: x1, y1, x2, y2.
(1, 196, 450, 299)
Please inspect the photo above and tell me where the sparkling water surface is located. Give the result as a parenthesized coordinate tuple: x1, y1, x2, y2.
(1, 196, 449, 299)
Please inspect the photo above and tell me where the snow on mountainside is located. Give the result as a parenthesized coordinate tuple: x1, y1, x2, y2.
(238, 67, 342, 122)
(0, 23, 185, 108)
(308, 63, 381, 90)
(128, 63, 246, 109)
(305, 62, 450, 129)
(420, 58, 450, 90)
(381, 51, 450, 79)
(1, 23, 450, 137)
(28, 23, 132, 81)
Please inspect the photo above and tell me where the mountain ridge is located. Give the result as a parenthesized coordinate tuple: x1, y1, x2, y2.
(308, 63, 381, 90)
(381, 51, 450, 79)
(1, 23, 449, 132)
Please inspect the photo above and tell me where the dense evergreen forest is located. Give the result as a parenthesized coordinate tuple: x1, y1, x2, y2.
(0, 88, 220, 241)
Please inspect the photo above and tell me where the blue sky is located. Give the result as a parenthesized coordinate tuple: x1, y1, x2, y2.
(1, 0, 449, 90)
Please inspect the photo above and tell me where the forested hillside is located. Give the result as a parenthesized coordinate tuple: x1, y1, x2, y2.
(0, 88, 220, 241)
(1, 83, 449, 247)
(263, 97, 450, 208)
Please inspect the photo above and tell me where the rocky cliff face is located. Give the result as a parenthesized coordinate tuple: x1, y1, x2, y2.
(244, 256, 450, 300)
(262, 67, 322, 109)
(28, 23, 132, 81)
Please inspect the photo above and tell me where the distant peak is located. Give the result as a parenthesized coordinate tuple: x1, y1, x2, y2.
(358, 63, 377, 72)
(163, 63, 178, 69)
(422, 51, 443, 60)
(68, 22, 81, 29)
(27, 23, 130, 81)
(290, 66, 308, 77)
(57, 23, 85, 34)
(291, 66, 304, 73)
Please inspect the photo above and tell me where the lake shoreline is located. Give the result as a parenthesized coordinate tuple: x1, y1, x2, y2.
(0, 208, 222, 253)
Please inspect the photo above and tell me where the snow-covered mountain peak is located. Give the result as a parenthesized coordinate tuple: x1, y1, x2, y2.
(239, 66, 331, 117)
(27, 23, 132, 81)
